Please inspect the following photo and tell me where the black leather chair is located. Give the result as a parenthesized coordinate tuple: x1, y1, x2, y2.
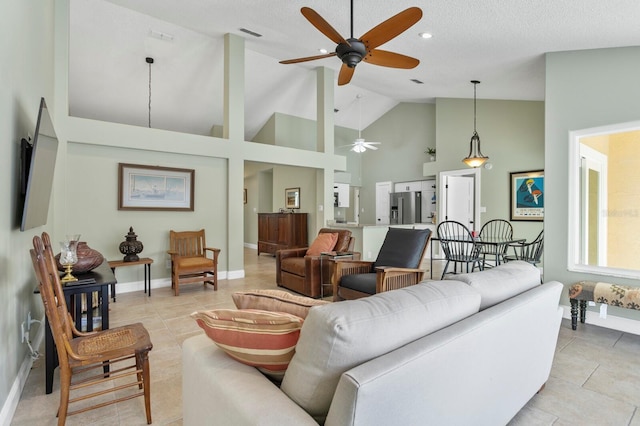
(333, 227, 432, 301)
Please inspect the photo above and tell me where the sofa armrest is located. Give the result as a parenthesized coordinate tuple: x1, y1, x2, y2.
(183, 335, 318, 426)
(277, 248, 308, 260)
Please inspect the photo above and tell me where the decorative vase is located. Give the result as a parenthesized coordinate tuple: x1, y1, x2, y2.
(56, 241, 104, 273)
(119, 226, 144, 262)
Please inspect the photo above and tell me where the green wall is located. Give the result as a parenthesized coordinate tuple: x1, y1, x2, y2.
(545, 46, 640, 322)
(0, 0, 55, 419)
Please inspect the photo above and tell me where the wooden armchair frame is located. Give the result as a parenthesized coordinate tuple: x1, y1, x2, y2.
(168, 229, 221, 296)
(31, 233, 152, 425)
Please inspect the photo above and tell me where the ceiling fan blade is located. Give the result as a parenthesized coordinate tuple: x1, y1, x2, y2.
(301, 7, 350, 46)
(359, 7, 423, 50)
(362, 142, 380, 149)
(280, 52, 336, 64)
(364, 49, 419, 69)
(338, 64, 355, 85)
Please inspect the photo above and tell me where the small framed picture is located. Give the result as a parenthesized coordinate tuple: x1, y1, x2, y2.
(510, 170, 544, 221)
(285, 187, 300, 209)
(118, 163, 194, 211)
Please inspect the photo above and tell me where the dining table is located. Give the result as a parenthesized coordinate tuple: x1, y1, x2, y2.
(429, 235, 526, 279)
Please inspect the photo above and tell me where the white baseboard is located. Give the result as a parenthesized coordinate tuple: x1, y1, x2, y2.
(1, 317, 45, 425)
(561, 304, 640, 335)
(113, 270, 247, 296)
(244, 243, 257, 250)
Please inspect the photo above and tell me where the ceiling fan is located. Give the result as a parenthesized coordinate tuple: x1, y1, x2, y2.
(340, 94, 381, 152)
(279, 1, 423, 85)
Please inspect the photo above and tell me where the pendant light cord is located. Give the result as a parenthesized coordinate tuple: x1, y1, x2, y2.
(146, 57, 154, 128)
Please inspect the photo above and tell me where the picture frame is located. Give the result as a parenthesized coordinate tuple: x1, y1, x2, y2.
(244, 188, 247, 204)
(285, 187, 300, 209)
(510, 170, 544, 221)
(118, 163, 194, 211)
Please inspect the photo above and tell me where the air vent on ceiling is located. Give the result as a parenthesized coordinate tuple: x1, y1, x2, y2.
(410, 79, 424, 84)
(239, 28, 263, 38)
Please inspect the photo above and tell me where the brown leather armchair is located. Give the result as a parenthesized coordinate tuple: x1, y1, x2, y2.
(276, 228, 357, 298)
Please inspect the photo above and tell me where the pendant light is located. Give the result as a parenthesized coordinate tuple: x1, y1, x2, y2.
(146, 57, 154, 128)
(462, 80, 489, 168)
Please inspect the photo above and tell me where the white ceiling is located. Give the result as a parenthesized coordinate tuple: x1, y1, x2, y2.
(68, 0, 640, 141)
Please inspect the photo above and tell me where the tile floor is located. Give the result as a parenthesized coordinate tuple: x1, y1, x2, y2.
(11, 249, 640, 425)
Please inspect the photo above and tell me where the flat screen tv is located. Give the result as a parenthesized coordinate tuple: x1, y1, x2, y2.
(20, 97, 59, 231)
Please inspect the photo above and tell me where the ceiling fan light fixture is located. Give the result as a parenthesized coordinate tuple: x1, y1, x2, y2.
(352, 144, 366, 153)
(462, 80, 489, 168)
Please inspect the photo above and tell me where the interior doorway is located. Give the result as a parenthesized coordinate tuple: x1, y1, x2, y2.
(438, 168, 481, 231)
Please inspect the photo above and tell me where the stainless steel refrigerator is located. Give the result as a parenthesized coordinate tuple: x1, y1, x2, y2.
(390, 191, 422, 224)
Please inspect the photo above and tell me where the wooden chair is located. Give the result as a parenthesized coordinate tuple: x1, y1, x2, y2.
(505, 230, 544, 266)
(168, 229, 220, 296)
(479, 219, 513, 267)
(437, 220, 483, 279)
(333, 228, 432, 301)
(30, 233, 152, 425)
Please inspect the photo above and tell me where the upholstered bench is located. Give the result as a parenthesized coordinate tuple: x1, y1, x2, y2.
(568, 281, 640, 330)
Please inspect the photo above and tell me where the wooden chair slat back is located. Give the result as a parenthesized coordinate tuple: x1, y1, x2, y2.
(30, 234, 72, 369)
(170, 229, 206, 257)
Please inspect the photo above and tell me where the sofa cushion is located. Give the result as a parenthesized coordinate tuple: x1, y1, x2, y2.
(280, 257, 306, 276)
(232, 289, 330, 319)
(280, 280, 481, 422)
(306, 232, 339, 256)
(444, 260, 541, 309)
(374, 228, 431, 269)
(191, 309, 304, 380)
(339, 272, 376, 295)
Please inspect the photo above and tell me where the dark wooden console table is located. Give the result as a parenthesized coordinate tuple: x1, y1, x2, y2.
(108, 257, 153, 301)
(37, 261, 116, 394)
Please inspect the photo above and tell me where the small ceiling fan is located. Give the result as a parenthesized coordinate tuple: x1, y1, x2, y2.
(280, 1, 422, 85)
(340, 94, 381, 152)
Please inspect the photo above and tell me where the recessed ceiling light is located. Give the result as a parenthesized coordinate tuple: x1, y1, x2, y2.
(319, 48, 328, 54)
(419, 32, 432, 39)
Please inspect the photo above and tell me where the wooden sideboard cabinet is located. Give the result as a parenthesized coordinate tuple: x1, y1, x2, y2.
(257, 213, 308, 255)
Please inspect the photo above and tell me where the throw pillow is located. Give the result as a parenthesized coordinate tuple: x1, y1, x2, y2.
(232, 289, 330, 319)
(306, 232, 339, 256)
(191, 309, 304, 380)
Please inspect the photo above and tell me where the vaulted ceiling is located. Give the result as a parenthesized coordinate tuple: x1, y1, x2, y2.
(69, 0, 640, 141)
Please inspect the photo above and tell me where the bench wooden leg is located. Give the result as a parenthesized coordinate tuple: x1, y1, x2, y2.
(570, 299, 578, 330)
(579, 300, 587, 324)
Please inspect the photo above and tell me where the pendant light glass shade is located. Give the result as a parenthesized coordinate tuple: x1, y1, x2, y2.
(462, 80, 489, 168)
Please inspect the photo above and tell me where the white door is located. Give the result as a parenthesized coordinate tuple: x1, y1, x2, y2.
(444, 176, 475, 228)
(375, 181, 392, 225)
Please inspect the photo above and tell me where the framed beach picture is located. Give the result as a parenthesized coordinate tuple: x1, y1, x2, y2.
(285, 187, 300, 209)
(510, 170, 544, 221)
(118, 163, 194, 211)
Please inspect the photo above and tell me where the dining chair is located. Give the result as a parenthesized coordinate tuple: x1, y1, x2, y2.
(479, 219, 513, 268)
(437, 220, 483, 279)
(168, 229, 220, 296)
(31, 233, 152, 425)
(505, 230, 544, 266)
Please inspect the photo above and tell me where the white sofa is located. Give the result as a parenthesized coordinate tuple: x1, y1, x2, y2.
(183, 261, 563, 425)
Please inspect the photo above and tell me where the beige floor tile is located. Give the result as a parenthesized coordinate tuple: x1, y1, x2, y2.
(13, 249, 640, 425)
